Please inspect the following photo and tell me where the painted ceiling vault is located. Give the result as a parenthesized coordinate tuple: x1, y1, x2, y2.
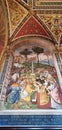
(14, 16, 50, 39)
(0, 1, 5, 54)
(0, 0, 9, 70)
(0, 0, 62, 59)
(7, 0, 28, 36)
(6, 0, 62, 40)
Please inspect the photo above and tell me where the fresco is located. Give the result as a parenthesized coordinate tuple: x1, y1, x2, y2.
(4, 47, 62, 110)
(38, 14, 62, 42)
(7, 0, 28, 36)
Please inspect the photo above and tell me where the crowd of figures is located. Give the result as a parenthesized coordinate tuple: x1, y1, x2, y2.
(5, 59, 62, 109)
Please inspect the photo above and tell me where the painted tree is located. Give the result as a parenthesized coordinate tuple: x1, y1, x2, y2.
(32, 46, 44, 64)
(20, 48, 32, 73)
(20, 48, 32, 61)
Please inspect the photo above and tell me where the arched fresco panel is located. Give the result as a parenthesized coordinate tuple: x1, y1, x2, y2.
(3, 42, 62, 110)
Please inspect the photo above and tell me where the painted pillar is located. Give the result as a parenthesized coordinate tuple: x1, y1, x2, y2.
(59, 53, 62, 74)
(0, 55, 9, 94)
(0, 54, 13, 109)
(32, 61, 34, 73)
(55, 53, 62, 75)
(53, 53, 62, 89)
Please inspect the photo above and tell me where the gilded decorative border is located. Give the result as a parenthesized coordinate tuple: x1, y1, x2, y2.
(34, 10, 62, 14)
(33, 0, 62, 10)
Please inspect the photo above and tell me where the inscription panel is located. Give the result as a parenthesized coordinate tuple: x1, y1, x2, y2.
(0, 115, 62, 127)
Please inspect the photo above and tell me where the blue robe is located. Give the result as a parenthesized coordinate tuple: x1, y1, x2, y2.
(7, 86, 20, 104)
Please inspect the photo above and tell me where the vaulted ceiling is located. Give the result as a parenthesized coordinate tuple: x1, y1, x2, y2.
(0, 0, 62, 60)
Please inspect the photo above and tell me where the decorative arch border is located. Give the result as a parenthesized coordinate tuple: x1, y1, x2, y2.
(0, 0, 9, 74)
(9, 14, 57, 45)
(10, 35, 57, 53)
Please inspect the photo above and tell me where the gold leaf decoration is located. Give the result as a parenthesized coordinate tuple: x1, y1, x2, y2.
(0, 1, 6, 54)
(7, 0, 28, 36)
(38, 14, 62, 42)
